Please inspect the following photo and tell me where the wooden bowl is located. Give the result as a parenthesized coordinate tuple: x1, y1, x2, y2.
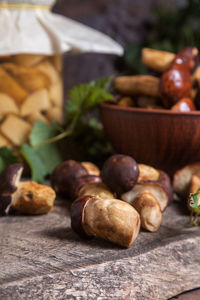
(100, 103, 200, 175)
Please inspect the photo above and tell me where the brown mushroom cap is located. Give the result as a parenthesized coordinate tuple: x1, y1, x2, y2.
(158, 170, 173, 204)
(101, 154, 139, 196)
(173, 162, 200, 198)
(0, 163, 23, 196)
(174, 47, 199, 72)
(160, 64, 192, 108)
(71, 195, 97, 239)
(0, 163, 23, 215)
(121, 181, 169, 212)
(51, 160, 88, 197)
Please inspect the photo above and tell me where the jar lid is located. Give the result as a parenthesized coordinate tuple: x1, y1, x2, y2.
(0, 1, 123, 56)
(0, 0, 56, 8)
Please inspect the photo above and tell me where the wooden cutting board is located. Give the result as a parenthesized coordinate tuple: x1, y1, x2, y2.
(0, 198, 200, 300)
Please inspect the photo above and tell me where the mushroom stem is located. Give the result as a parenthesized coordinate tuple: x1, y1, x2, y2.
(141, 48, 175, 73)
(131, 192, 162, 232)
(114, 75, 160, 97)
(71, 195, 141, 248)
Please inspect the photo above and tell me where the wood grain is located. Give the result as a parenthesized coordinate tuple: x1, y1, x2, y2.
(0, 198, 200, 299)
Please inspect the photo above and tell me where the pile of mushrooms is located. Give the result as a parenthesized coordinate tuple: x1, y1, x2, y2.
(52, 154, 172, 248)
(114, 46, 200, 112)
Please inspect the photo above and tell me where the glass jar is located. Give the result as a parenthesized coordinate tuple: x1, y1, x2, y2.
(0, 54, 63, 147)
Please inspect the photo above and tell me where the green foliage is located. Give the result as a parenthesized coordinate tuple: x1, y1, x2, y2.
(189, 188, 200, 226)
(20, 143, 47, 183)
(20, 122, 63, 183)
(0, 147, 18, 173)
(66, 76, 113, 126)
(124, 0, 200, 73)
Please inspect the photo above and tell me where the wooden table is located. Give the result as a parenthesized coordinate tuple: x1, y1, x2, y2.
(1, 198, 200, 300)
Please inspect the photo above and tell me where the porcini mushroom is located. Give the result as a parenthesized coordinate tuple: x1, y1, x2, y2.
(71, 195, 140, 248)
(81, 161, 100, 176)
(0, 163, 56, 216)
(51, 160, 88, 197)
(160, 64, 192, 108)
(173, 47, 199, 72)
(173, 162, 200, 198)
(101, 154, 139, 196)
(121, 181, 168, 232)
(78, 182, 115, 199)
(0, 163, 23, 215)
(11, 181, 56, 215)
(69, 175, 102, 200)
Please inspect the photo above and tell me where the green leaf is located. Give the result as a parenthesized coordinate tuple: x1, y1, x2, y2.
(0, 147, 18, 173)
(66, 76, 113, 125)
(20, 144, 47, 183)
(29, 121, 63, 176)
(89, 75, 114, 91)
(189, 188, 200, 210)
(30, 121, 58, 146)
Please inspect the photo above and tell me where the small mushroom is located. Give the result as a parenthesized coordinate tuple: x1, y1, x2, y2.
(121, 182, 168, 232)
(11, 181, 56, 215)
(101, 154, 139, 196)
(71, 195, 140, 248)
(173, 162, 200, 198)
(160, 64, 192, 108)
(131, 192, 162, 232)
(138, 164, 160, 182)
(51, 160, 88, 197)
(122, 181, 169, 212)
(171, 98, 196, 112)
(173, 47, 199, 72)
(0, 163, 23, 215)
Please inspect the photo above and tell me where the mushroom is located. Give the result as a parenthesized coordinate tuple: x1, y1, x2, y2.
(0, 163, 23, 215)
(171, 98, 196, 112)
(158, 170, 173, 204)
(51, 160, 88, 197)
(71, 195, 140, 248)
(69, 175, 102, 200)
(141, 48, 175, 73)
(114, 75, 160, 97)
(0, 163, 56, 216)
(160, 64, 192, 108)
(101, 154, 139, 196)
(173, 162, 200, 198)
(130, 192, 162, 232)
(11, 181, 56, 215)
(121, 181, 168, 232)
(138, 164, 160, 182)
(78, 182, 115, 199)
(81, 161, 100, 176)
(173, 47, 199, 72)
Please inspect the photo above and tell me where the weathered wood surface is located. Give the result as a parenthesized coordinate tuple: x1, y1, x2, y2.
(0, 199, 200, 300)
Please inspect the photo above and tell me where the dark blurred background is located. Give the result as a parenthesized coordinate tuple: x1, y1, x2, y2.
(52, 0, 200, 94)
